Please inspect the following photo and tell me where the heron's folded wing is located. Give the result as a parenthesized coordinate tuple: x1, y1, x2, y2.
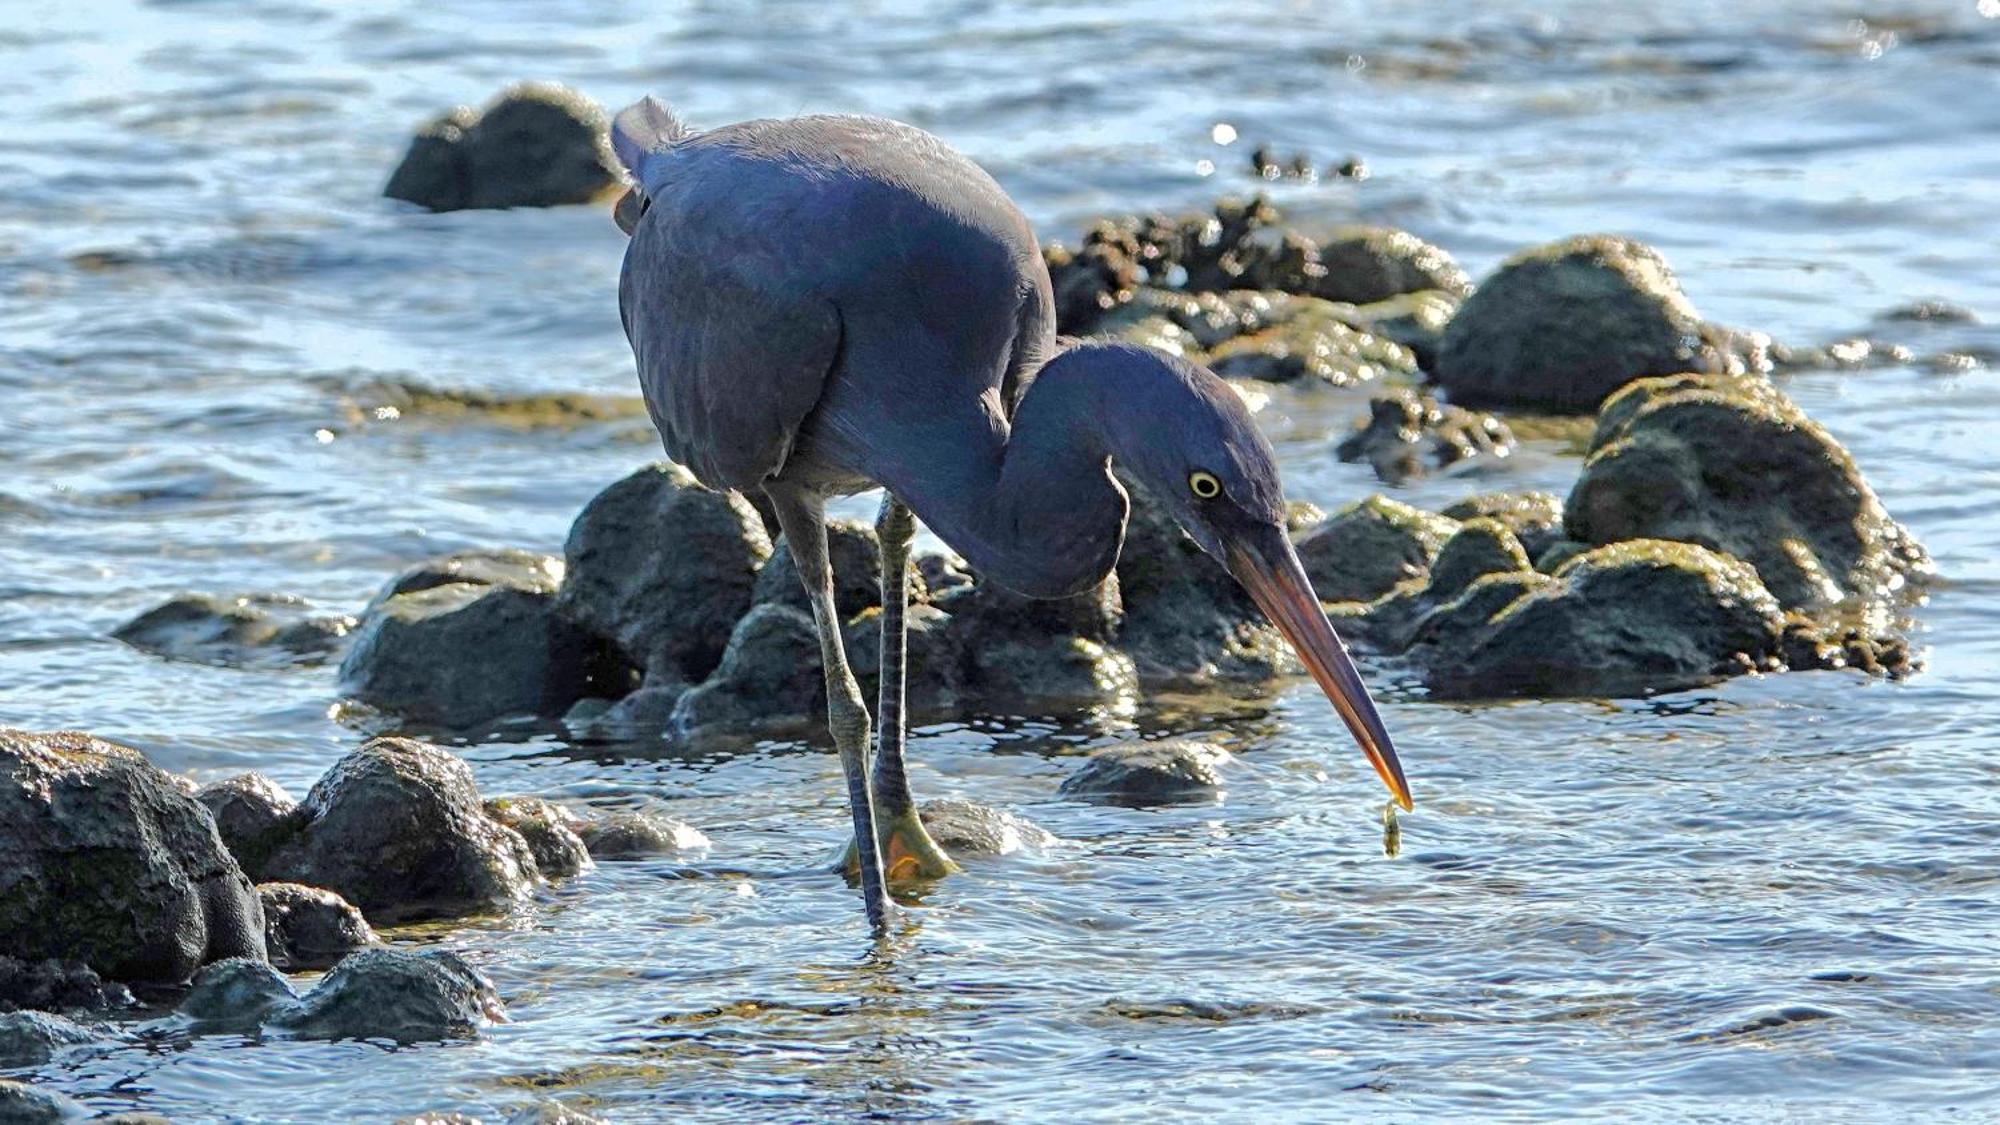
(619, 221, 840, 493)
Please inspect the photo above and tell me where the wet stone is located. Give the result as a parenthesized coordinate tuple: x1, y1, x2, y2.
(1440, 491, 1567, 561)
(195, 772, 298, 872)
(0, 729, 265, 985)
(113, 592, 354, 668)
(1295, 495, 1461, 604)
(179, 957, 298, 1027)
(846, 602, 964, 714)
(0, 957, 133, 1015)
(1425, 519, 1533, 602)
(918, 798, 1056, 857)
(0, 1011, 96, 1067)
(0, 1079, 83, 1124)
(575, 811, 710, 859)
(484, 797, 593, 879)
(1311, 225, 1472, 305)
(1436, 234, 1712, 412)
(1336, 389, 1515, 484)
(259, 883, 378, 972)
(669, 603, 823, 734)
(257, 737, 539, 924)
(1110, 474, 1280, 685)
(364, 548, 564, 613)
(272, 948, 505, 1044)
(753, 519, 895, 620)
(1058, 740, 1235, 806)
(385, 82, 621, 212)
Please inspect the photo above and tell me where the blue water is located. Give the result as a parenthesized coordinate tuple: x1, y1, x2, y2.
(3, 1, 1999, 1120)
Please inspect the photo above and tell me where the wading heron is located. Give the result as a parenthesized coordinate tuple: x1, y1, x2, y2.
(611, 96, 1413, 931)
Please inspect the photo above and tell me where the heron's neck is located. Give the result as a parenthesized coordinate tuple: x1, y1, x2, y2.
(895, 346, 1134, 598)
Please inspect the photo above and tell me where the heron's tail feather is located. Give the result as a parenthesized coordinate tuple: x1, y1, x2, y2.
(611, 96, 690, 180)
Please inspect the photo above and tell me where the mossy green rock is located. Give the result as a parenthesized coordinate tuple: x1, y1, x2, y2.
(384, 83, 620, 212)
(0, 730, 265, 985)
(1566, 374, 1930, 611)
(1296, 495, 1460, 603)
(1311, 226, 1472, 305)
(1440, 491, 1567, 560)
(1414, 540, 1786, 698)
(1425, 519, 1532, 601)
(1436, 235, 1711, 412)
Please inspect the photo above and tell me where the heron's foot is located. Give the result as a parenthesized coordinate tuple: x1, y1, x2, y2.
(840, 807, 962, 883)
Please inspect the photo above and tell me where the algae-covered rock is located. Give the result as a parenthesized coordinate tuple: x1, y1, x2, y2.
(1424, 519, 1532, 602)
(1294, 496, 1460, 604)
(1413, 540, 1786, 698)
(1206, 300, 1417, 387)
(1440, 491, 1567, 560)
(0, 957, 133, 1014)
(917, 798, 1056, 857)
(1336, 389, 1515, 484)
(364, 548, 565, 613)
(1436, 235, 1711, 411)
(259, 738, 538, 923)
(1566, 374, 1929, 611)
(845, 602, 964, 713)
(484, 797, 593, 879)
(573, 811, 709, 859)
(1109, 474, 1282, 685)
(0, 1011, 96, 1067)
(753, 519, 894, 621)
(259, 883, 378, 971)
(196, 772, 298, 872)
(1058, 740, 1235, 806)
(0, 730, 265, 985)
(385, 83, 620, 212)
(668, 603, 824, 733)
(273, 948, 504, 1044)
(0, 1079, 82, 1123)
(935, 575, 1135, 705)
(1311, 226, 1472, 305)
(113, 592, 355, 668)
(558, 463, 773, 683)
(179, 957, 298, 1026)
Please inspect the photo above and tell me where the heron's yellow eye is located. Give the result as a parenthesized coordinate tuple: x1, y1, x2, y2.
(1188, 470, 1222, 499)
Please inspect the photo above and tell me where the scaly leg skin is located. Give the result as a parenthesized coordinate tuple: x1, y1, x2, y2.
(868, 494, 960, 882)
(768, 485, 893, 932)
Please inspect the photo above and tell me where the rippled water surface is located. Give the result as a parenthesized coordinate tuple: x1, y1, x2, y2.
(4, 1, 2000, 1120)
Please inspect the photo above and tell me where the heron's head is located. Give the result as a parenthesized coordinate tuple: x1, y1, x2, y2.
(1093, 343, 1413, 810)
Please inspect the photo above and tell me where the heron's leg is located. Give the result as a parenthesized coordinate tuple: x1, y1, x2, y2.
(766, 485, 893, 932)
(870, 495, 959, 880)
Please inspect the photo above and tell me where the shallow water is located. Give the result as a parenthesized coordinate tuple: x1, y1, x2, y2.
(4, 1, 2000, 1120)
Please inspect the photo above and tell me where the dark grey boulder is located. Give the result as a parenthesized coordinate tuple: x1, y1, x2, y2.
(0, 1079, 81, 1124)
(1058, 740, 1236, 806)
(272, 948, 504, 1044)
(557, 463, 773, 684)
(845, 602, 963, 714)
(1295, 495, 1460, 604)
(484, 798, 593, 878)
(669, 603, 824, 734)
(1440, 491, 1567, 561)
(918, 798, 1056, 856)
(754, 519, 899, 621)
(113, 592, 354, 668)
(574, 811, 709, 859)
(1108, 474, 1279, 686)
(384, 83, 621, 212)
(1203, 300, 1417, 387)
(1413, 540, 1786, 699)
(0, 958, 133, 1014)
(179, 957, 298, 1027)
(916, 551, 975, 597)
(0, 1011, 96, 1067)
(259, 883, 378, 972)
(1424, 519, 1532, 602)
(1566, 373, 1931, 612)
(364, 548, 565, 613)
(563, 674, 688, 740)
(936, 575, 1136, 705)
(258, 738, 538, 923)
(1435, 234, 1711, 412)
(195, 772, 298, 872)
(0, 729, 264, 985)
(1311, 226, 1472, 305)
(1336, 389, 1515, 485)
(340, 577, 624, 729)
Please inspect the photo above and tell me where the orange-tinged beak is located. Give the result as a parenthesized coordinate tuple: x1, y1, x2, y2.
(1227, 530, 1414, 810)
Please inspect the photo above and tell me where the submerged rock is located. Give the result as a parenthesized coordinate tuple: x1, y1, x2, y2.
(1336, 389, 1515, 484)
(195, 772, 298, 871)
(669, 603, 824, 734)
(341, 568, 625, 728)
(1059, 740, 1235, 806)
(1413, 540, 1786, 698)
(113, 592, 354, 668)
(1565, 374, 1929, 611)
(0, 730, 264, 985)
(484, 797, 593, 878)
(1435, 235, 1711, 412)
(385, 83, 620, 212)
(272, 948, 504, 1044)
(0, 1079, 83, 1123)
(179, 957, 298, 1026)
(573, 810, 709, 859)
(1311, 225, 1472, 305)
(1295, 495, 1460, 604)
(918, 798, 1056, 856)
(558, 463, 773, 684)
(258, 738, 538, 923)
(259, 883, 378, 972)
(0, 1011, 96, 1067)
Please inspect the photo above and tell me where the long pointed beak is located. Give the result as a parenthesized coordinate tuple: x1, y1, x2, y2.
(1227, 529, 1414, 810)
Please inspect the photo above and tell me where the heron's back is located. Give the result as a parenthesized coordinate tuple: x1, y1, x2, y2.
(619, 115, 1056, 493)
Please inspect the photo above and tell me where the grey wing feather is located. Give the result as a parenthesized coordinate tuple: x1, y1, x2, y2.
(619, 216, 839, 492)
